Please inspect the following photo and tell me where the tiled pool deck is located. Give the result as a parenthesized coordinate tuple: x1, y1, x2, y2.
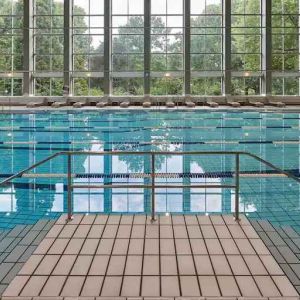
(1, 214, 298, 298)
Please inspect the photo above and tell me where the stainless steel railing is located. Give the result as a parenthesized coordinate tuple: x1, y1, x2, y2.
(1, 150, 300, 222)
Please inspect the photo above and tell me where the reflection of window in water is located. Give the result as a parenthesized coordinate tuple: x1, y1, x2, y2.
(112, 155, 144, 212)
(190, 162, 222, 213)
(156, 155, 183, 212)
(0, 186, 16, 212)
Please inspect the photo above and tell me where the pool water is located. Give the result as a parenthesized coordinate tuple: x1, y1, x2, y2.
(0, 109, 300, 230)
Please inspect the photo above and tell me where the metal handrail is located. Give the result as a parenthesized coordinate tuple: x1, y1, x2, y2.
(1, 150, 300, 222)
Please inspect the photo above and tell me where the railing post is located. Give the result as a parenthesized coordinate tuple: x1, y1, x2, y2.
(235, 154, 240, 221)
(67, 153, 73, 221)
(151, 153, 156, 222)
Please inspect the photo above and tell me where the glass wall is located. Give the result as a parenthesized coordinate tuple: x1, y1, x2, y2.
(33, 0, 64, 96)
(190, 0, 223, 96)
(231, 0, 262, 95)
(0, 0, 299, 97)
(72, 0, 104, 96)
(0, 0, 23, 96)
(111, 0, 144, 95)
(272, 0, 300, 95)
(150, 0, 184, 95)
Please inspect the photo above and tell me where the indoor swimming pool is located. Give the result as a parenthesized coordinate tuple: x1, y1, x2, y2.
(0, 109, 300, 230)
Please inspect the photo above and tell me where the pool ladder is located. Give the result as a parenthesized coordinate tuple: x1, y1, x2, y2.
(1, 150, 300, 222)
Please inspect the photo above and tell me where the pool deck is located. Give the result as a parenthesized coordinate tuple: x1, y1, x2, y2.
(1, 214, 298, 298)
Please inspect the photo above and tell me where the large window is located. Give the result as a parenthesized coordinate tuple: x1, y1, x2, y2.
(151, 0, 184, 95)
(111, 0, 144, 95)
(190, 0, 223, 95)
(272, 0, 300, 95)
(72, 0, 104, 96)
(0, 0, 23, 96)
(231, 0, 262, 95)
(1, 0, 300, 97)
(33, 0, 64, 96)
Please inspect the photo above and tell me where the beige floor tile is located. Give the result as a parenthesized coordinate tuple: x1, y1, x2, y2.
(106, 255, 126, 275)
(172, 215, 185, 225)
(187, 225, 202, 238)
(19, 255, 44, 275)
(143, 255, 159, 275)
(161, 256, 178, 275)
(174, 226, 188, 239)
(145, 225, 159, 238)
(102, 224, 118, 238)
(272, 275, 299, 296)
(198, 276, 221, 296)
(131, 225, 145, 238)
(250, 238, 270, 255)
(211, 255, 232, 275)
(194, 255, 214, 275)
(48, 239, 69, 255)
(94, 214, 108, 224)
(175, 239, 191, 255)
(70, 255, 93, 275)
(177, 255, 196, 275)
(260, 255, 284, 275)
(214, 225, 231, 238)
(20, 276, 48, 296)
(227, 255, 250, 275)
(112, 238, 129, 255)
(144, 238, 159, 255)
(160, 215, 172, 225)
(120, 215, 133, 225)
(117, 225, 132, 238)
(243, 255, 268, 275)
(2, 275, 29, 296)
(58, 225, 77, 238)
(40, 276, 66, 296)
(125, 255, 143, 275)
(161, 276, 180, 296)
(34, 255, 60, 275)
(235, 238, 256, 254)
(46, 225, 64, 238)
(254, 275, 281, 297)
(180, 276, 200, 296)
(160, 239, 175, 255)
(61, 276, 86, 297)
(133, 214, 146, 224)
(81, 214, 96, 225)
(81, 276, 104, 296)
(107, 215, 121, 224)
(34, 238, 55, 255)
(73, 225, 92, 238)
(190, 239, 208, 255)
(141, 276, 160, 296)
(64, 238, 84, 255)
(160, 225, 174, 238)
(242, 224, 260, 239)
(205, 239, 224, 255)
(184, 215, 198, 225)
(220, 239, 239, 255)
(235, 275, 261, 297)
(121, 276, 141, 296)
(128, 239, 144, 255)
(217, 275, 241, 296)
(80, 239, 99, 255)
(201, 225, 217, 238)
(227, 225, 246, 238)
(89, 255, 110, 275)
(96, 239, 114, 255)
(88, 224, 104, 238)
(211, 215, 225, 225)
(52, 255, 77, 276)
(197, 215, 212, 225)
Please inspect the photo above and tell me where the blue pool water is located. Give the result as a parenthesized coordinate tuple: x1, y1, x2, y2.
(0, 109, 300, 230)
